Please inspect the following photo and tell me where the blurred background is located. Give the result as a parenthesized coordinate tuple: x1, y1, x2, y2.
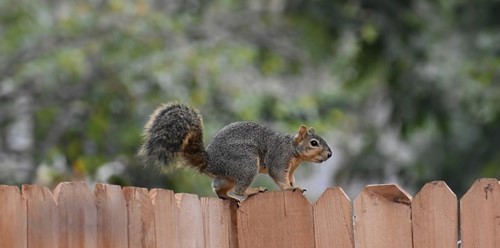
(1, 0, 499, 200)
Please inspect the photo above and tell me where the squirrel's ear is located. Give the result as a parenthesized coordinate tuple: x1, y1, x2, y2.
(308, 127, 316, 134)
(294, 125, 308, 144)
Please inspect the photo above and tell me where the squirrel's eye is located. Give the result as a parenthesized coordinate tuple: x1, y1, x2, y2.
(310, 140, 319, 147)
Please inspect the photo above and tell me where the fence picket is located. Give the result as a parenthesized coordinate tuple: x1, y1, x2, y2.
(123, 187, 156, 248)
(237, 191, 315, 248)
(460, 178, 500, 248)
(354, 184, 412, 248)
(2, 178, 500, 247)
(411, 181, 457, 248)
(313, 187, 353, 248)
(0, 185, 26, 248)
(53, 182, 97, 248)
(201, 197, 232, 248)
(94, 184, 128, 248)
(150, 189, 177, 248)
(176, 193, 204, 248)
(23, 185, 59, 248)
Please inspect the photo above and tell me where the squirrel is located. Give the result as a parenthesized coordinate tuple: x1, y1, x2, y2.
(138, 102, 332, 201)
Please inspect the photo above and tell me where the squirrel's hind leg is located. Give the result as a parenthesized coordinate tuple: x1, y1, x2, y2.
(212, 178, 238, 201)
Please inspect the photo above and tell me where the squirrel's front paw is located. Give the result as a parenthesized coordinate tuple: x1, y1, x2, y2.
(287, 187, 306, 193)
(258, 187, 268, 193)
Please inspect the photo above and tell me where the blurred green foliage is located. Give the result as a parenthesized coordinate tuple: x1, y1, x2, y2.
(1, 0, 499, 197)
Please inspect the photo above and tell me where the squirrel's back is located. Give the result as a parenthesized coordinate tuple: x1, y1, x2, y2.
(205, 121, 295, 175)
(208, 121, 280, 145)
(207, 121, 289, 156)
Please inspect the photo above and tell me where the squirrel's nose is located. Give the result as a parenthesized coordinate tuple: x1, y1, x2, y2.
(327, 151, 332, 158)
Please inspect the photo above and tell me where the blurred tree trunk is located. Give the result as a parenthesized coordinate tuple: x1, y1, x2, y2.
(1, 92, 35, 184)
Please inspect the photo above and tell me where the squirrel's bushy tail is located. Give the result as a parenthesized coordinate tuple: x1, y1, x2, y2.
(138, 103, 208, 172)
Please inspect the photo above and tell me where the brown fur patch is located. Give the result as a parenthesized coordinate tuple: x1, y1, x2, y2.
(257, 157, 268, 173)
(181, 129, 194, 150)
(301, 148, 324, 161)
(284, 156, 302, 187)
(287, 156, 302, 175)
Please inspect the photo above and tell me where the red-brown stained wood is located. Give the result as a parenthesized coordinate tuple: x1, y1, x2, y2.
(150, 189, 177, 248)
(23, 185, 59, 248)
(0, 185, 27, 248)
(53, 182, 97, 248)
(412, 181, 457, 248)
(237, 191, 314, 248)
(123, 186, 156, 248)
(354, 184, 412, 248)
(313, 187, 353, 248)
(228, 200, 239, 248)
(175, 193, 204, 248)
(460, 178, 500, 248)
(201, 197, 232, 248)
(94, 184, 128, 248)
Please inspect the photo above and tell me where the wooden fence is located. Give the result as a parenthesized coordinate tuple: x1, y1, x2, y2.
(0, 178, 499, 248)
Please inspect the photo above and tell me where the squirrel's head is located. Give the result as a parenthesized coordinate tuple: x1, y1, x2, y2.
(293, 125, 332, 163)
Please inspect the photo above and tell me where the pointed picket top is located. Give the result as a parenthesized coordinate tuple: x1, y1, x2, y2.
(313, 187, 353, 248)
(354, 184, 413, 248)
(237, 190, 314, 248)
(9, 180, 500, 247)
(0, 185, 27, 248)
(94, 184, 128, 248)
(176, 193, 204, 248)
(23, 185, 59, 248)
(150, 188, 177, 248)
(364, 183, 412, 204)
(460, 178, 500, 248)
(53, 181, 97, 248)
(412, 181, 457, 248)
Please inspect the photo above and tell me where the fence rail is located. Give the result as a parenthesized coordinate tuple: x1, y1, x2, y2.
(0, 178, 499, 248)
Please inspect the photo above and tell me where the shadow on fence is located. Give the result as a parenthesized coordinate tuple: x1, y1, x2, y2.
(0, 178, 499, 248)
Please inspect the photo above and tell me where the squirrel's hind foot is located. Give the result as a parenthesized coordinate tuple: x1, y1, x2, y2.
(244, 187, 268, 197)
(217, 195, 241, 204)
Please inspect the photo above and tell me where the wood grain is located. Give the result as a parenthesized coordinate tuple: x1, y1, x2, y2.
(175, 193, 204, 248)
(5, 179, 500, 247)
(460, 178, 500, 248)
(0, 185, 27, 248)
(123, 186, 156, 248)
(23, 185, 59, 248)
(150, 189, 177, 248)
(354, 184, 412, 248)
(313, 187, 353, 248)
(201, 197, 232, 248)
(237, 191, 314, 248)
(53, 182, 97, 248)
(94, 184, 128, 248)
(412, 181, 457, 248)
